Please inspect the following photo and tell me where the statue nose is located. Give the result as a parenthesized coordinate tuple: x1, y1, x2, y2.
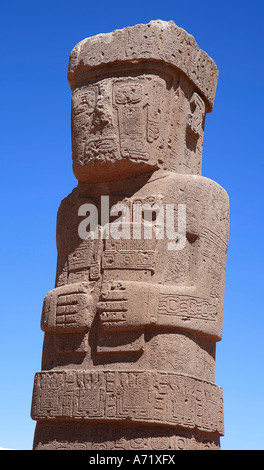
(93, 97, 111, 128)
(94, 100, 104, 116)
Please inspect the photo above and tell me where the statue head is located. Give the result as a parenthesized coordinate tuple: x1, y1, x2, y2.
(68, 20, 218, 182)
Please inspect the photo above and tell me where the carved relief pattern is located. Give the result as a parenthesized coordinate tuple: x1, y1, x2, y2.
(113, 77, 169, 166)
(187, 92, 205, 139)
(158, 294, 217, 321)
(32, 370, 224, 435)
(33, 421, 221, 450)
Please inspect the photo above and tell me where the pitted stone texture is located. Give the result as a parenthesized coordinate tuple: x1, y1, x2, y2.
(68, 20, 218, 111)
(52, 173, 229, 344)
(70, 72, 207, 182)
(33, 421, 221, 450)
(31, 21, 229, 451)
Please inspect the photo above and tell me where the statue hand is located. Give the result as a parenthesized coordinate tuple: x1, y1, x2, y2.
(97, 280, 158, 331)
(41, 283, 96, 333)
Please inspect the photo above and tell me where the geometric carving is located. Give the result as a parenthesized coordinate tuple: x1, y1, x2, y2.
(102, 250, 155, 271)
(31, 370, 224, 435)
(33, 421, 221, 450)
(158, 294, 217, 321)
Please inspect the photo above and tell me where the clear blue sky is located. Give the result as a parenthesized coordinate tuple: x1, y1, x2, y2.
(0, 0, 263, 450)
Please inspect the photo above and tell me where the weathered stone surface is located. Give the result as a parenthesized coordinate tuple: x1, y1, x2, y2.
(70, 72, 208, 182)
(31, 20, 229, 450)
(31, 370, 224, 432)
(33, 421, 221, 450)
(68, 20, 218, 111)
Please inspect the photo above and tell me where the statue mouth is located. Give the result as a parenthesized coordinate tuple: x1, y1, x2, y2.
(82, 137, 120, 163)
(76, 136, 152, 166)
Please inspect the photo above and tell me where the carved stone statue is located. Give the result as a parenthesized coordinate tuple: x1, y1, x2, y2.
(31, 20, 229, 450)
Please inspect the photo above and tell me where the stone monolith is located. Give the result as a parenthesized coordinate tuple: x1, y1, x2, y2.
(31, 20, 229, 450)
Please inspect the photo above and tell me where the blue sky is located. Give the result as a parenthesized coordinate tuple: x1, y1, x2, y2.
(0, 0, 263, 450)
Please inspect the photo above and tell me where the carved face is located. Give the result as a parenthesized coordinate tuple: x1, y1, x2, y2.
(71, 71, 206, 182)
(71, 74, 172, 182)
